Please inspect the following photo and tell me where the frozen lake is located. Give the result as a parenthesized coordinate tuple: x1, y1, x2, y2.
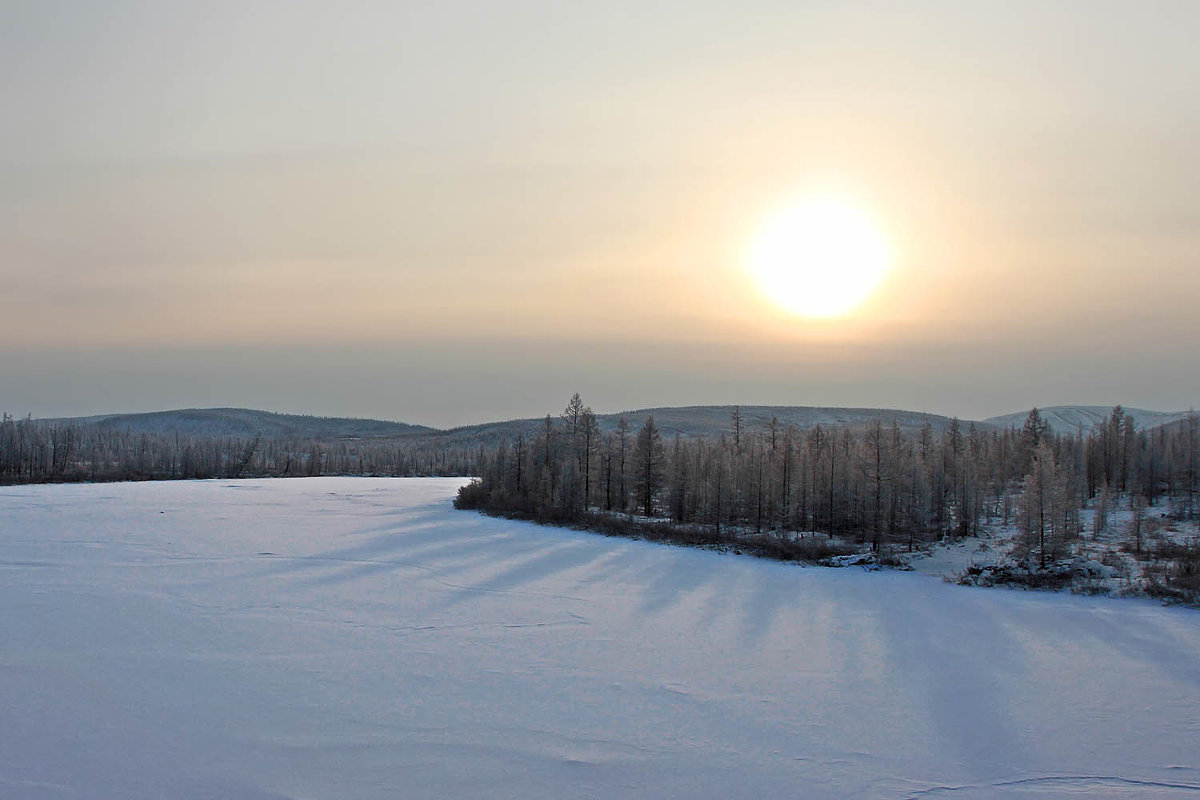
(2, 477, 1199, 799)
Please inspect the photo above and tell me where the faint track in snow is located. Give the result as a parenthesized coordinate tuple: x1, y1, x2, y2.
(0, 776, 79, 798)
(902, 773, 1200, 798)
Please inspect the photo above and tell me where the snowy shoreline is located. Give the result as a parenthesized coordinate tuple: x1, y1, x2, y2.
(469, 498, 1200, 608)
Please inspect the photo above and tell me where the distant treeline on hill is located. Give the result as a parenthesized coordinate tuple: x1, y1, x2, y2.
(0, 413, 474, 484)
(456, 395, 1200, 565)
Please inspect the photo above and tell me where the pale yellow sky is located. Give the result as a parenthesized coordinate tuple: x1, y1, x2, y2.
(2, 1, 1197, 425)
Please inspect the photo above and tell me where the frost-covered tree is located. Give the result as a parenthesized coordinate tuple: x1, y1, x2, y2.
(1018, 442, 1079, 567)
(633, 416, 665, 517)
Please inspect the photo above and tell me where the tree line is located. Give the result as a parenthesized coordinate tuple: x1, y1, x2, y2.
(457, 395, 1200, 566)
(0, 414, 475, 484)
(6, 397, 1198, 572)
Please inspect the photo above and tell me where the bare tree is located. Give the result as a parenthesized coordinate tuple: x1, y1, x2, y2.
(633, 416, 665, 517)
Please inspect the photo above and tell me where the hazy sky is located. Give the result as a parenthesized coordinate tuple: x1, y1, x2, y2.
(3, 1, 1197, 426)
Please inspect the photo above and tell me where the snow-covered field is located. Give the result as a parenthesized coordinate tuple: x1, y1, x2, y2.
(3, 478, 1200, 800)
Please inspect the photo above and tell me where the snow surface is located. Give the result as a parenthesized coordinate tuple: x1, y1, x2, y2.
(2, 478, 1199, 800)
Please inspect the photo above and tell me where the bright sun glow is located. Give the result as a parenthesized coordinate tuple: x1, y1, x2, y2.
(745, 199, 891, 319)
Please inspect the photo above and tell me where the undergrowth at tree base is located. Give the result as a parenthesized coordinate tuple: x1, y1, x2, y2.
(456, 490, 859, 564)
(957, 555, 1200, 607)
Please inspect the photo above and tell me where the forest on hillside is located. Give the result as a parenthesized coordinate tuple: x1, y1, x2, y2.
(0, 413, 475, 484)
(456, 395, 1200, 597)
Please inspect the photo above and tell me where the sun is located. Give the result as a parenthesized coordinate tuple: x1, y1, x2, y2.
(745, 199, 891, 319)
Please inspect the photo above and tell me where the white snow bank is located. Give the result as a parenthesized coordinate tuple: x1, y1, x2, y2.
(2, 478, 1199, 799)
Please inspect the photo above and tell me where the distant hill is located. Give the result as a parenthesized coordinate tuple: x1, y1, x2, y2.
(597, 405, 971, 438)
(46, 408, 435, 440)
(984, 406, 1193, 435)
(432, 405, 974, 447)
(40, 403, 1194, 445)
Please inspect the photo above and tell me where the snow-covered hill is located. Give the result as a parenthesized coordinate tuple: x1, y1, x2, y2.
(35, 404, 968, 447)
(984, 405, 1193, 435)
(439, 404, 973, 446)
(43, 407, 435, 439)
(2, 477, 1198, 799)
(602, 404, 969, 438)
(34, 402, 1195, 447)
